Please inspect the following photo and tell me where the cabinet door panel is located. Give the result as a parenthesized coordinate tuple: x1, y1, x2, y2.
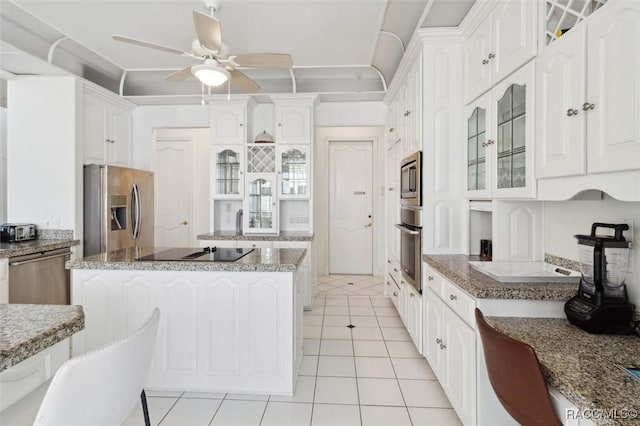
(276, 106, 311, 144)
(587, 2, 640, 173)
(109, 105, 131, 166)
(212, 106, 246, 145)
(249, 278, 285, 376)
(464, 91, 493, 198)
(491, 0, 537, 84)
(83, 92, 108, 164)
(464, 18, 492, 104)
(212, 145, 245, 199)
(244, 174, 278, 233)
(423, 289, 444, 380)
(536, 26, 587, 178)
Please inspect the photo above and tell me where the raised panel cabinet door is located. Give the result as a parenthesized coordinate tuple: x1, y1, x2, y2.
(83, 91, 109, 164)
(276, 105, 311, 144)
(249, 277, 286, 377)
(406, 56, 422, 153)
(396, 86, 407, 153)
(536, 25, 587, 178)
(407, 286, 423, 353)
(464, 17, 492, 104)
(586, 0, 640, 173)
(399, 280, 409, 325)
(423, 289, 444, 381)
(491, 0, 538, 84)
(109, 105, 132, 166)
(211, 105, 246, 144)
(160, 277, 198, 375)
(464, 90, 493, 198)
(212, 145, 244, 199)
(443, 307, 476, 426)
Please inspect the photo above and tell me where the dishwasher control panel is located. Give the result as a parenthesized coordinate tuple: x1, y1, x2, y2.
(1, 223, 37, 242)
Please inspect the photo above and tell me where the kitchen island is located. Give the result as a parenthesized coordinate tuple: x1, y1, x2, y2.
(67, 247, 306, 395)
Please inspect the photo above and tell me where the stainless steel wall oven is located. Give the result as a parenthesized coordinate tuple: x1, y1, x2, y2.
(395, 207, 422, 293)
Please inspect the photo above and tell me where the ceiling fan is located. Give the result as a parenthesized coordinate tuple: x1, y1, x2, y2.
(112, 1, 292, 92)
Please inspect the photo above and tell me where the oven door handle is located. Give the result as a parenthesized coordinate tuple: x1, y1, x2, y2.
(395, 224, 420, 235)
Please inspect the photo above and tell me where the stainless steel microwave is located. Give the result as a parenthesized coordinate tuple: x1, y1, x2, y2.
(400, 151, 421, 206)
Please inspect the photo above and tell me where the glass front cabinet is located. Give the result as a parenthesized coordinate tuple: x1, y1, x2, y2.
(212, 145, 244, 199)
(464, 61, 535, 199)
(244, 174, 277, 233)
(278, 145, 310, 199)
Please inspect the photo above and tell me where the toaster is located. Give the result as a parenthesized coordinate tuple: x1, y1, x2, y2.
(0, 223, 37, 242)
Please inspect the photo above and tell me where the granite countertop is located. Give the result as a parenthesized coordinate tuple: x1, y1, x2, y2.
(67, 247, 307, 272)
(198, 231, 314, 242)
(423, 254, 577, 300)
(0, 304, 84, 372)
(487, 317, 640, 426)
(0, 239, 80, 259)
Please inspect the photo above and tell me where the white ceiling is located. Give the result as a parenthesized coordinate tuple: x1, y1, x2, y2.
(1, 0, 475, 103)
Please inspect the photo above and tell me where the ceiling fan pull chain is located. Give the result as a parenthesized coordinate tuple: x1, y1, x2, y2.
(227, 78, 231, 101)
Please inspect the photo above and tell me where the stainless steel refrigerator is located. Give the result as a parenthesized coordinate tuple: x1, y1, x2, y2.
(84, 164, 154, 256)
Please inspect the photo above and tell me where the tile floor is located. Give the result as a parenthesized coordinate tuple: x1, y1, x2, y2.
(123, 275, 462, 425)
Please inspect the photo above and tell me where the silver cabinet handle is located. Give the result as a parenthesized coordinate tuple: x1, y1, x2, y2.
(393, 268, 398, 272)
(278, 123, 282, 127)
(428, 276, 434, 281)
(436, 338, 442, 344)
(388, 127, 395, 133)
(440, 343, 447, 350)
(393, 291, 398, 297)
(482, 58, 489, 65)
(410, 293, 415, 298)
(239, 123, 243, 127)
(566, 108, 579, 116)
(488, 53, 495, 59)
(482, 140, 495, 147)
(387, 260, 391, 264)
(386, 281, 391, 286)
(388, 187, 395, 192)
(582, 102, 595, 111)
(450, 294, 457, 301)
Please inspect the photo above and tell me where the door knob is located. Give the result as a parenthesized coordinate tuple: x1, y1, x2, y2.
(180, 220, 188, 225)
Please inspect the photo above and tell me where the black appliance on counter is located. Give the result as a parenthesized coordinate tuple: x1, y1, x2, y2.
(565, 223, 635, 334)
(1, 223, 36, 242)
(137, 247, 254, 262)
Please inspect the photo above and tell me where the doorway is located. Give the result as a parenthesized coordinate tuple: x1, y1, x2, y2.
(329, 141, 373, 274)
(153, 128, 209, 247)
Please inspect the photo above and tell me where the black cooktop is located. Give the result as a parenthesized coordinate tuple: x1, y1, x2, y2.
(138, 247, 254, 262)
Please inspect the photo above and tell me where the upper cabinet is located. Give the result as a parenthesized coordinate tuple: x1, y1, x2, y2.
(83, 87, 132, 167)
(211, 104, 249, 145)
(463, 0, 538, 104)
(275, 104, 312, 144)
(385, 54, 422, 156)
(277, 145, 310, 199)
(211, 145, 244, 199)
(536, 0, 640, 179)
(244, 173, 277, 234)
(465, 61, 535, 199)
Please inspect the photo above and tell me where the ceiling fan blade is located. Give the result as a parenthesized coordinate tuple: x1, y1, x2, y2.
(230, 69, 260, 92)
(193, 11, 222, 53)
(112, 35, 188, 56)
(165, 66, 194, 81)
(233, 53, 293, 69)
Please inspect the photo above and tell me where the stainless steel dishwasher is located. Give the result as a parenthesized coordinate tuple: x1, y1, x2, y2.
(8, 248, 71, 304)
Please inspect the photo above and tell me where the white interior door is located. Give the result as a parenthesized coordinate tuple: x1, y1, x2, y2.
(329, 141, 373, 274)
(155, 139, 192, 247)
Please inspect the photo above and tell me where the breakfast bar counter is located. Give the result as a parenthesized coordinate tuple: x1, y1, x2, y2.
(487, 316, 640, 426)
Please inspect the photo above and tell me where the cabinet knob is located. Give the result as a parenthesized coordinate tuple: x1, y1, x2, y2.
(440, 343, 447, 350)
(488, 53, 495, 59)
(388, 127, 395, 133)
(436, 338, 442, 344)
(582, 102, 595, 111)
(387, 260, 391, 264)
(428, 276, 434, 281)
(482, 58, 490, 65)
(410, 293, 415, 297)
(449, 294, 457, 301)
(278, 123, 282, 127)
(393, 291, 398, 297)
(482, 139, 495, 147)
(387, 281, 391, 286)
(393, 268, 398, 272)
(566, 108, 579, 117)
(180, 220, 188, 225)
(239, 171, 243, 175)
(239, 123, 243, 127)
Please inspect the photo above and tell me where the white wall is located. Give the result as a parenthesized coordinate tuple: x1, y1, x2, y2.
(0, 107, 6, 224)
(132, 105, 210, 170)
(544, 195, 640, 309)
(315, 126, 386, 277)
(7, 77, 79, 231)
(315, 101, 387, 127)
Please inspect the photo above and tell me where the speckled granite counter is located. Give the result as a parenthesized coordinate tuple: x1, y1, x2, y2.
(487, 317, 640, 426)
(67, 247, 307, 272)
(198, 231, 314, 242)
(423, 254, 577, 300)
(0, 239, 79, 259)
(0, 304, 84, 372)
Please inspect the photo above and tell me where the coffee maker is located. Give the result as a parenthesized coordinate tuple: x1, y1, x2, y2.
(565, 223, 635, 334)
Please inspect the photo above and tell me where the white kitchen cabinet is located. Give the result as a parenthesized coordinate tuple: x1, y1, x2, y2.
(244, 174, 278, 234)
(210, 104, 247, 145)
(465, 61, 536, 199)
(212, 145, 245, 199)
(405, 284, 423, 353)
(536, 1, 640, 179)
(83, 88, 132, 167)
(0, 258, 7, 303)
(423, 265, 476, 426)
(386, 141, 401, 266)
(403, 55, 422, 155)
(275, 104, 312, 144)
(273, 241, 314, 309)
(464, 0, 538, 104)
(399, 277, 408, 322)
(277, 145, 310, 199)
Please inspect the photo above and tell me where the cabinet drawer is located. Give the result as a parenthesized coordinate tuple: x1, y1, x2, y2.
(237, 241, 273, 249)
(0, 339, 69, 411)
(440, 279, 476, 328)
(389, 259, 401, 288)
(388, 274, 401, 310)
(423, 264, 443, 295)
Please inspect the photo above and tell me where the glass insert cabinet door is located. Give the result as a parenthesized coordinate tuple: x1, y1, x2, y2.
(245, 174, 277, 233)
(467, 106, 487, 191)
(278, 145, 310, 198)
(212, 146, 243, 199)
(496, 83, 526, 189)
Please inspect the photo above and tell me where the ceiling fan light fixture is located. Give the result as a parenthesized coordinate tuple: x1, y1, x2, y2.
(192, 63, 230, 87)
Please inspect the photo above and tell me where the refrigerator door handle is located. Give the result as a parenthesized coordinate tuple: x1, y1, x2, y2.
(134, 183, 142, 240)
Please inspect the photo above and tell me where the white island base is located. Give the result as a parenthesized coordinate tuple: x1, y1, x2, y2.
(71, 268, 304, 395)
